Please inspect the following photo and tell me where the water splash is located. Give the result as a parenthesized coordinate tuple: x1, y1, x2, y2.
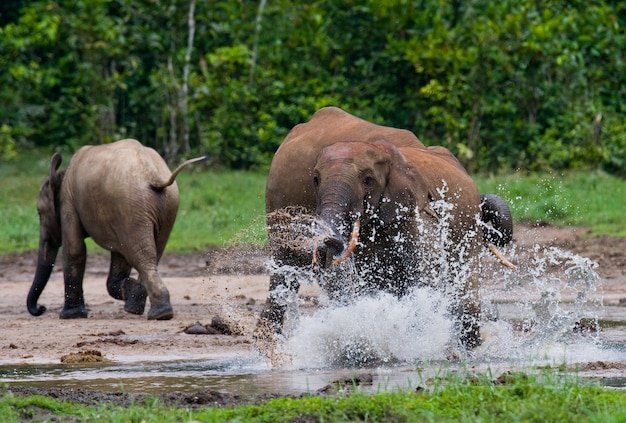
(263, 202, 624, 369)
(286, 287, 453, 368)
(474, 244, 623, 365)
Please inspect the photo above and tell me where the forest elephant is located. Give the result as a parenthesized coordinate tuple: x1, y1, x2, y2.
(258, 107, 513, 349)
(27, 139, 207, 320)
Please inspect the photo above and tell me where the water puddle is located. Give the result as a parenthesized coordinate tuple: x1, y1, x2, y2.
(0, 358, 451, 395)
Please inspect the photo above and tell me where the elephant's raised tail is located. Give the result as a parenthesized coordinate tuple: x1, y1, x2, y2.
(151, 155, 209, 190)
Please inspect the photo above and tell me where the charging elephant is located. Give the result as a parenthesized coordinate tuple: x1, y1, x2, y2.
(258, 107, 513, 349)
(27, 139, 206, 320)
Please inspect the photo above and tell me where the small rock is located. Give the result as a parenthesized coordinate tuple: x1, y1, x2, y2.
(210, 316, 233, 335)
(184, 322, 218, 335)
(317, 373, 374, 394)
(60, 350, 106, 363)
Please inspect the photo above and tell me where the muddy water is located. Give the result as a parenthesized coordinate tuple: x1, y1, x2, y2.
(2, 234, 626, 395)
(1, 320, 624, 396)
(0, 359, 441, 395)
(1, 313, 625, 395)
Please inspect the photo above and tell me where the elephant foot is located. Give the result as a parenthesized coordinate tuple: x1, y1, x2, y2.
(123, 278, 148, 315)
(459, 315, 482, 350)
(147, 303, 174, 320)
(254, 305, 285, 341)
(60, 305, 88, 319)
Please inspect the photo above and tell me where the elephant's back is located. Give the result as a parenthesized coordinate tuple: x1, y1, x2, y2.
(281, 107, 424, 150)
(266, 107, 425, 211)
(69, 139, 174, 190)
(65, 140, 179, 229)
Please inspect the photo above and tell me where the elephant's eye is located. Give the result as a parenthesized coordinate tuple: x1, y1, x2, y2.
(313, 175, 320, 187)
(363, 176, 376, 187)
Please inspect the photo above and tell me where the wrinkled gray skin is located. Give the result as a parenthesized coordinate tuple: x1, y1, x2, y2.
(258, 107, 513, 349)
(27, 139, 205, 320)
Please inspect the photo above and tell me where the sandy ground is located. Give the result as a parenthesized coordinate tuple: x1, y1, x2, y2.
(0, 247, 310, 365)
(0, 224, 624, 365)
(0, 224, 624, 407)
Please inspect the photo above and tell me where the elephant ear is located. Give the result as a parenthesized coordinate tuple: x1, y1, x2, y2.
(372, 140, 419, 226)
(39, 153, 64, 217)
(49, 153, 64, 198)
(50, 153, 62, 180)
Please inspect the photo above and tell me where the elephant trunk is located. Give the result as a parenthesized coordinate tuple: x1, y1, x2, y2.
(27, 238, 60, 316)
(331, 219, 360, 265)
(314, 180, 362, 266)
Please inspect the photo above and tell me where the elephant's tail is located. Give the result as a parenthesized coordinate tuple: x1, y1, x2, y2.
(151, 155, 209, 190)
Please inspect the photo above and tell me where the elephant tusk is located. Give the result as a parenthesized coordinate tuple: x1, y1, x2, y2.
(312, 245, 319, 265)
(332, 219, 361, 265)
(488, 243, 517, 270)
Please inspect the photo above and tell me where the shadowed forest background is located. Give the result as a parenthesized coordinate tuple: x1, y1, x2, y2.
(0, 0, 624, 174)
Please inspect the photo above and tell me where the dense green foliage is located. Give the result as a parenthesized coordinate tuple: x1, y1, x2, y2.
(1, 1, 625, 173)
(1, 369, 625, 422)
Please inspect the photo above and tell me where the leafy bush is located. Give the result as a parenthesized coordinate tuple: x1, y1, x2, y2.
(1, 0, 625, 174)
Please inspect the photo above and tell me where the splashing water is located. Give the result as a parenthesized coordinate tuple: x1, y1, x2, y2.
(286, 287, 453, 368)
(264, 203, 625, 370)
(475, 244, 624, 365)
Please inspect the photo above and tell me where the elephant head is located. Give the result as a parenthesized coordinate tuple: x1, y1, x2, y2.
(311, 140, 424, 267)
(27, 153, 64, 316)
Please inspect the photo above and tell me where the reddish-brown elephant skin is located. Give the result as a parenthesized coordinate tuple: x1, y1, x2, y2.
(258, 107, 513, 349)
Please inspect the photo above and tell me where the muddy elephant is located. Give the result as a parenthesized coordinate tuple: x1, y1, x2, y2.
(258, 107, 513, 349)
(27, 139, 206, 320)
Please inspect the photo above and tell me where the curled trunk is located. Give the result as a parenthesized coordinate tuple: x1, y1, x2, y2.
(314, 180, 363, 266)
(27, 239, 59, 316)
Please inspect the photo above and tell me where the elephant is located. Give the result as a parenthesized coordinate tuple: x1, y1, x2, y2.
(27, 139, 206, 320)
(258, 107, 513, 349)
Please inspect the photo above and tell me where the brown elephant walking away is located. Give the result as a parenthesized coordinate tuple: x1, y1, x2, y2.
(258, 107, 513, 349)
(27, 139, 206, 320)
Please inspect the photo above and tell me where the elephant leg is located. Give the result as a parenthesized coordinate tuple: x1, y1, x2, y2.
(257, 272, 301, 337)
(60, 236, 88, 319)
(454, 256, 483, 349)
(106, 252, 148, 315)
(124, 231, 173, 320)
(137, 267, 173, 320)
(458, 300, 482, 349)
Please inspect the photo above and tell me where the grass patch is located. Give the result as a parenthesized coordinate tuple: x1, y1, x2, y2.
(170, 169, 267, 252)
(475, 170, 625, 236)
(1, 151, 624, 255)
(1, 369, 625, 422)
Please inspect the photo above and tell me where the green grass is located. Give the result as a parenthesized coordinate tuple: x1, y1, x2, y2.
(1, 369, 625, 422)
(1, 151, 624, 256)
(475, 170, 625, 236)
(169, 169, 267, 252)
